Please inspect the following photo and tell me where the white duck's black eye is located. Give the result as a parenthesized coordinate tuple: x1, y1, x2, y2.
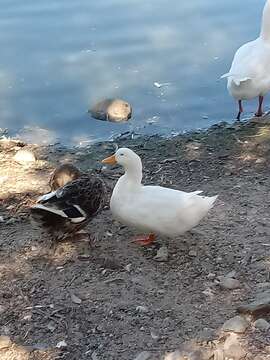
(119, 153, 124, 156)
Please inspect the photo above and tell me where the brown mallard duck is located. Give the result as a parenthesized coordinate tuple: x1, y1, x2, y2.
(30, 172, 106, 243)
(49, 163, 82, 191)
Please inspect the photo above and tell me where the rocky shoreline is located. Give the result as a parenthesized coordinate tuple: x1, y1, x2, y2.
(1, 116, 270, 359)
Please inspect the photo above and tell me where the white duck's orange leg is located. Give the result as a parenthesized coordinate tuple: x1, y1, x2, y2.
(132, 233, 156, 246)
(255, 96, 264, 117)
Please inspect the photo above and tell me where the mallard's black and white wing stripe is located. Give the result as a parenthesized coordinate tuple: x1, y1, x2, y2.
(30, 174, 106, 241)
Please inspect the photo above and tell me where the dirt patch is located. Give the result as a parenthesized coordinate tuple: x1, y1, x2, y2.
(1, 117, 270, 359)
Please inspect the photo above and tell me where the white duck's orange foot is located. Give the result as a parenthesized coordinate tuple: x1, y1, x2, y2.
(132, 233, 156, 246)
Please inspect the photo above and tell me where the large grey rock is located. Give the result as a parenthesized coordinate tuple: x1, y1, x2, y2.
(221, 315, 249, 333)
(237, 289, 270, 316)
(89, 98, 132, 122)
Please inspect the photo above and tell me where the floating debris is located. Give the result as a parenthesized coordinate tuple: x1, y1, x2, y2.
(153, 82, 170, 88)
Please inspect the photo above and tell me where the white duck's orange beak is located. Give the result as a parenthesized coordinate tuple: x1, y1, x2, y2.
(102, 154, 117, 165)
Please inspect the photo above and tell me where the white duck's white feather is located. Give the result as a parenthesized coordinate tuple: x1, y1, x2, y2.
(222, 0, 270, 100)
(109, 148, 217, 238)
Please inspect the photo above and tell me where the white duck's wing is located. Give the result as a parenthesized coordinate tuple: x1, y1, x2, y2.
(118, 186, 217, 236)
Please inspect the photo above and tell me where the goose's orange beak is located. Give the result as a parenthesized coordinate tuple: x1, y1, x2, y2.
(102, 154, 117, 165)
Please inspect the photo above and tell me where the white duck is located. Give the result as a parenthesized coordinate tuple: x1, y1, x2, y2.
(102, 148, 217, 245)
(221, 0, 270, 120)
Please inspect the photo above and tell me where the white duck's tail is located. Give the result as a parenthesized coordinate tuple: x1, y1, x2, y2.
(220, 72, 251, 86)
(205, 195, 218, 210)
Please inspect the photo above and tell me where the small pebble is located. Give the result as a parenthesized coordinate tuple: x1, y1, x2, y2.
(0, 176, 8, 185)
(223, 333, 247, 360)
(56, 340, 67, 348)
(23, 314, 32, 321)
(32, 342, 51, 351)
(134, 351, 152, 360)
(6, 218, 17, 225)
(0, 335, 12, 349)
(91, 351, 99, 360)
(254, 318, 270, 331)
(188, 250, 197, 257)
(257, 282, 270, 289)
(125, 264, 132, 272)
(218, 276, 241, 290)
(222, 315, 249, 333)
(226, 270, 237, 278)
(154, 246, 168, 262)
(136, 306, 149, 313)
(70, 293, 82, 304)
(14, 149, 36, 164)
(150, 330, 160, 340)
(47, 322, 57, 332)
(207, 273, 216, 280)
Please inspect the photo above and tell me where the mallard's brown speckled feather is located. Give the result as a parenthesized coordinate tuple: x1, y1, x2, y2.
(30, 173, 106, 242)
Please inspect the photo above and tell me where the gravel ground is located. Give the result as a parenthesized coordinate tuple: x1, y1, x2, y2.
(0, 117, 270, 359)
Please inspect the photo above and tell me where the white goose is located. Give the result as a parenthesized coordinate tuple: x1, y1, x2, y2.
(102, 148, 217, 245)
(221, 0, 270, 120)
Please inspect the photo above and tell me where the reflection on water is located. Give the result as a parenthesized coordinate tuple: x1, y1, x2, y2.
(0, 0, 267, 145)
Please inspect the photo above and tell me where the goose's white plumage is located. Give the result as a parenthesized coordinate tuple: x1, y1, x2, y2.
(221, 0, 270, 119)
(102, 148, 217, 238)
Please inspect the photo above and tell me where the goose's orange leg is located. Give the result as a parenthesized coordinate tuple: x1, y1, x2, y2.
(132, 233, 156, 246)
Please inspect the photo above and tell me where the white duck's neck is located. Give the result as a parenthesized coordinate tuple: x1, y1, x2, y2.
(123, 160, 143, 186)
(260, 0, 270, 42)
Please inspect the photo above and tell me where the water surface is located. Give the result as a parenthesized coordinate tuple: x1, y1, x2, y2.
(0, 0, 267, 145)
